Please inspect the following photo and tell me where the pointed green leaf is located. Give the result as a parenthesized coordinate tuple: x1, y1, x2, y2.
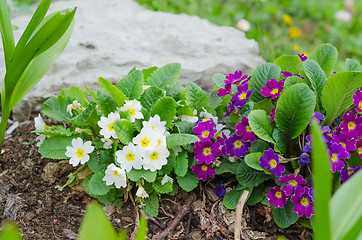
(273, 200, 299, 228)
(209, 90, 223, 109)
(151, 97, 177, 129)
(223, 190, 243, 210)
(166, 133, 199, 149)
(164, 81, 184, 99)
(70, 102, 98, 127)
(114, 119, 135, 145)
(33, 125, 72, 137)
(95, 88, 118, 115)
(244, 152, 264, 171)
(139, 86, 165, 111)
(42, 95, 72, 122)
(275, 83, 316, 139)
(0, 221, 22, 240)
(248, 110, 275, 144)
(346, 58, 362, 71)
(148, 63, 181, 89)
(59, 86, 88, 107)
(236, 161, 270, 188)
(174, 151, 188, 177)
(303, 59, 327, 106)
(116, 70, 143, 100)
(273, 55, 301, 74)
(249, 63, 281, 102)
(176, 172, 199, 192)
(308, 43, 338, 76)
(142, 66, 158, 83)
(98, 77, 127, 107)
(321, 72, 362, 125)
(246, 184, 268, 206)
(38, 136, 73, 159)
(0, 0, 15, 69)
(135, 216, 148, 240)
(185, 81, 216, 115)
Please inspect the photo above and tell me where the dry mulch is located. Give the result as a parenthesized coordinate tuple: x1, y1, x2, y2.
(0, 116, 313, 239)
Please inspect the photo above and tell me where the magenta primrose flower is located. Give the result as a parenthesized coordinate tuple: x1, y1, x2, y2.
(193, 140, 221, 164)
(260, 79, 285, 99)
(340, 166, 362, 183)
(230, 83, 254, 108)
(356, 139, 362, 158)
(298, 53, 308, 62)
(223, 102, 238, 118)
(328, 143, 349, 173)
(193, 121, 217, 141)
(309, 112, 324, 125)
(280, 71, 304, 79)
(291, 186, 314, 218)
(270, 102, 277, 123)
(217, 71, 249, 97)
(191, 163, 215, 181)
(353, 88, 362, 113)
(225, 135, 251, 158)
(339, 111, 362, 140)
(278, 174, 307, 196)
(266, 186, 288, 208)
(332, 131, 356, 152)
(259, 148, 285, 177)
(235, 117, 256, 142)
(302, 135, 312, 152)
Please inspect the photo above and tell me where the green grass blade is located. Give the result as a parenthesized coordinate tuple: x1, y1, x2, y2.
(311, 121, 331, 240)
(0, 0, 15, 70)
(12, 0, 51, 59)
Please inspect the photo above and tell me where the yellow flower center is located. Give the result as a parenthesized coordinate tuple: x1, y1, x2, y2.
(239, 92, 247, 100)
(331, 153, 338, 162)
(202, 131, 210, 138)
(246, 126, 252, 132)
(290, 180, 297, 186)
(275, 191, 282, 198)
(271, 88, 279, 95)
(203, 147, 211, 156)
(113, 170, 122, 177)
(348, 122, 355, 130)
(128, 108, 136, 116)
(75, 148, 85, 158)
(301, 197, 309, 206)
(341, 142, 346, 148)
(348, 170, 355, 175)
(108, 122, 114, 131)
(157, 139, 161, 147)
(269, 159, 277, 168)
(202, 118, 210, 122)
(126, 152, 135, 162)
(201, 165, 208, 171)
(359, 101, 362, 110)
(234, 140, 242, 148)
(150, 152, 159, 161)
(358, 148, 362, 154)
(140, 137, 151, 147)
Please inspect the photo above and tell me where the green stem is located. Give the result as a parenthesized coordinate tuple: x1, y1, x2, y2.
(0, 0, 15, 70)
(0, 110, 10, 149)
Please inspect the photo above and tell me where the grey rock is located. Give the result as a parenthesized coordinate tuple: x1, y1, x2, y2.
(0, 0, 264, 122)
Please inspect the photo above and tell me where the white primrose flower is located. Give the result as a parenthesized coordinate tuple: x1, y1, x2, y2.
(101, 138, 113, 149)
(236, 19, 251, 32)
(200, 108, 218, 123)
(103, 163, 127, 188)
(35, 135, 46, 147)
(335, 10, 352, 22)
(180, 115, 198, 123)
(161, 174, 174, 185)
(66, 100, 83, 117)
(75, 128, 83, 134)
(142, 85, 150, 93)
(97, 112, 120, 139)
(115, 143, 143, 172)
(65, 138, 94, 166)
(136, 185, 149, 199)
(142, 146, 170, 172)
(119, 100, 144, 122)
(142, 115, 166, 134)
(133, 127, 160, 149)
(34, 114, 46, 131)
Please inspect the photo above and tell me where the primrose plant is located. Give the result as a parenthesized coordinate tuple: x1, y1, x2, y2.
(208, 43, 362, 228)
(0, 0, 76, 148)
(35, 63, 219, 216)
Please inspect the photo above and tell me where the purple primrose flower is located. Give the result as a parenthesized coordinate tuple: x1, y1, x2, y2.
(328, 143, 349, 173)
(340, 111, 362, 140)
(302, 135, 312, 152)
(298, 152, 311, 166)
(266, 186, 288, 208)
(230, 83, 254, 108)
(260, 79, 285, 99)
(214, 184, 226, 198)
(235, 117, 256, 142)
(353, 88, 362, 113)
(193, 140, 221, 164)
(298, 53, 308, 62)
(291, 186, 314, 218)
(309, 112, 324, 125)
(191, 163, 215, 181)
(225, 135, 251, 158)
(332, 131, 356, 152)
(223, 102, 238, 118)
(340, 166, 362, 183)
(280, 71, 304, 79)
(278, 174, 307, 196)
(217, 71, 249, 97)
(356, 139, 362, 158)
(270, 102, 277, 123)
(259, 148, 285, 177)
(193, 121, 217, 141)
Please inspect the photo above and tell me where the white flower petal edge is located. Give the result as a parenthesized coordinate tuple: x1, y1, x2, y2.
(97, 112, 120, 139)
(103, 163, 127, 188)
(115, 143, 143, 172)
(142, 147, 170, 172)
(34, 114, 46, 131)
(142, 115, 166, 134)
(119, 100, 144, 122)
(136, 186, 149, 199)
(161, 174, 174, 185)
(65, 137, 94, 167)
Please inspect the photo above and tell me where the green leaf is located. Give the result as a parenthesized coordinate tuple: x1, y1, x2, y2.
(223, 190, 243, 210)
(152, 178, 173, 194)
(273, 200, 299, 228)
(283, 76, 307, 90)
(246, 184, 268, 206)
(175, 121, 195, 134)
(209, 90, 223, 109)
(70, 102, 98, 127)
(244, 152, 264, 171)
(346, 58, 362, 71)
(114, 119, 135, 145)
(88, 172, 113, 196)
(135, 216, 148, 240)
(303, 59, 327, 107)
(272, 128, 287, 154)
(87, 150, 114, 173)
(33, 125, 72, 137)
(273, 55, 301, 74)
(215, 161, 238, 175)
(151, 97, 177, 129)
(96, 189, 123, 206)
(249, 63, 281, 102)
(311, 121, 331, 240)
(176, 172, 199, 192)
(38, 136, 73, 159)
(308, 43, 338, 77)
(212, 73, 226, 88)
(253, 98, 274, 114)
(321, 72, 362, 125)
(275, 83, 316, 139)
(98, 77, 127, 106)
(116, 70, 143, 100)
(236, 161, 270, 188)
(142, 66, 158, 82)
(174, 151, 188, 177)
(95, 89, 118, 116)
(148, 63, 181, 89)
(139, 86, 165, 111)
(164, 81, 184, 99)
(0, 0, 15, 70)
(250, 139, 270, 153)
(185, 82, 216, 115)
(59, 86, 88, 107)
(42, 95, 72, 122)
(166, 133, 199, 149)
(330, 167, 362, 240)
(142, 192, 159, 217)
(248, 110, 275, 144)
(0, 221, 22, 240)
(127, 169, 157, 183)
(159, 150, 176, 175)
(78, 202, 117, 240)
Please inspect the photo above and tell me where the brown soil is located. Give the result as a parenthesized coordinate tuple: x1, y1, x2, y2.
(0, 117, 313, 239)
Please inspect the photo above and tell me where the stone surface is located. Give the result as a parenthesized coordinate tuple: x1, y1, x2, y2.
(0, 0, 264, 121)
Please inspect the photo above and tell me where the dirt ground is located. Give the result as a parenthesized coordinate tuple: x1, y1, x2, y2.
(0, 117, 313, 239)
